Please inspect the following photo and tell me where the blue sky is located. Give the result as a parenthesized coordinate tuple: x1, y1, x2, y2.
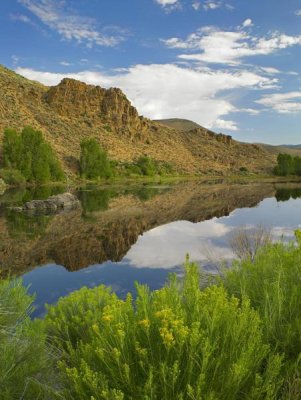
(1, 0, 301, 144)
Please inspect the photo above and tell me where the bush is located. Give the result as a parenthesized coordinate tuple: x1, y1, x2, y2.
(223, 234, 301, 362)
(0, 279, 55, 399)
(80, 138, 112, 180)
(45, 262, 282, 400)
(2, 126, 65, 184)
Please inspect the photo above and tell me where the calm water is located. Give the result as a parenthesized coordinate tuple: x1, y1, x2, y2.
(0, 181, 301, 316)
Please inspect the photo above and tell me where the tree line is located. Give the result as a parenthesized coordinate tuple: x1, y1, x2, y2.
(274, 153, 301, 176)
(1, 127, 173, 185)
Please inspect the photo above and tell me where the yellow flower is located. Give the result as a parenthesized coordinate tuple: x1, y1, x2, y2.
(138, 319, 150, 329)
(92, 324, 99, 333)
(159, 327, 175, 348)
(102, 314, 113, 322)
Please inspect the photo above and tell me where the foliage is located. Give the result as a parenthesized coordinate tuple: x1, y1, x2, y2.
(223, 235, 301, 363)
(274, 153, 301, 176)
(117, 158, 174, 177)
(80, 138, 112, 180)
(5, 210, 52, 239)
(2, 126, 65, 184)
(136, 155, 157, 176)
(0, 279, 55, 399)
(78, 187, 117, 213)
(44, 262, 282, 400)
(0, 168, 26, 185)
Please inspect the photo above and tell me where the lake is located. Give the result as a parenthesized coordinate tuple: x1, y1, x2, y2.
(0, 180, 301, 316)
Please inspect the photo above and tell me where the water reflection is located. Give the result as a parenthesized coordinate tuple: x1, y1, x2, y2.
(0, 181, 301, 316)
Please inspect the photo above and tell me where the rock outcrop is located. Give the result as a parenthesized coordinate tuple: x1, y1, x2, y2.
(16, 193, 80, 213)
(44, 78, 148, 136)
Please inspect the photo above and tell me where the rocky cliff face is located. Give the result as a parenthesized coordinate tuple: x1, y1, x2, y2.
(44, 78, 148, 136)
(0, 65, 276, 175)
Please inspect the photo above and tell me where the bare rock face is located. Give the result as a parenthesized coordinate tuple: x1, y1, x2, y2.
(44, 78, 147, 136)
(20, 193, 80, 213)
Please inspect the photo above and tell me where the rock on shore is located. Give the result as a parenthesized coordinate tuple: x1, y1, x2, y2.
(16, 193, 80, 213)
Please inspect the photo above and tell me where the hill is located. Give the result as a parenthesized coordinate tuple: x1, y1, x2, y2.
(0, 65, 276, 176)
(258, 144, 301, 157)
(154, 118, 205, 132)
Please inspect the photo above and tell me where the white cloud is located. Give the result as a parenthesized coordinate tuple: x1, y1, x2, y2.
(155, 0, 178, 5)
(256, 92, 301, 114)
(260, 66, 280, 74)
(18, 0, 126, 47)
(125, 220, 234, 269)
(242, 18, 253, 28)
(11, 55, 20, 67)
(295, 10, 301, 16)
(203, 1, 223, 10)
(163, 25, 301, 65)
(213, 119, 238, 131)
(10, 13, 32, 23)
(154, 0, 181, 12)
(192, 1, 201, 10)
(60, 61, 71, 66)
(16, 63, 275, 129)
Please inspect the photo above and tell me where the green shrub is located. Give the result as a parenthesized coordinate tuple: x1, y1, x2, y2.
(80, 138, 112, 180)
(0, 168, 26, 185)
(2, 126, 65, 184)
(239, 166, 248, 173)
(45, 262, 282, 400)
(223, 239, 301, 362)
(136, 156, 156, 176)
(0, 279, 55, 399)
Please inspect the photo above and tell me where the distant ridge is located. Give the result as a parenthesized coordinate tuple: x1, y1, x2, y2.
(154, 118, 206, 132)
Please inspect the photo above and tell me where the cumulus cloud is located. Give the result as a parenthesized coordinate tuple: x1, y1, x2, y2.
(16, 63, 276, 130)
(295, 10, 301, 16)
(163, 25, 301, 65)
(213, 119, 238, 131)
(18, 0, 126, 47)
(256, 92, 301, 114)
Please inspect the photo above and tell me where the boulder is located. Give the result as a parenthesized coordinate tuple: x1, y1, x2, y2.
(20, 193, 80, 213)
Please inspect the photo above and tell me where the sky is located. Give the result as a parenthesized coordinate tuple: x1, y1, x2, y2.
(1, 0, 301, 144)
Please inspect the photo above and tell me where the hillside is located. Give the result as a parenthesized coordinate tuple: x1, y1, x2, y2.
(154, 118, 204, 132)
(259, 143, 301, 157)
(0, 65, 276, 176)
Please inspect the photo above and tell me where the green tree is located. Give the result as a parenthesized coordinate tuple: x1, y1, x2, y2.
(274, 153, 294, 176)
(294, 156, 301, 176)
(1, 126, 65, 184)
(80, 138, 112, 180)
(3, 128, 22, 168)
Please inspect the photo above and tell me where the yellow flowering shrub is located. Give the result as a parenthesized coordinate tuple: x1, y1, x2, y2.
(45, 262, 283, 400)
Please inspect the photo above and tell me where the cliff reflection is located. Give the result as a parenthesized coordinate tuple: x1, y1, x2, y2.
(0, 181, 299, 276)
